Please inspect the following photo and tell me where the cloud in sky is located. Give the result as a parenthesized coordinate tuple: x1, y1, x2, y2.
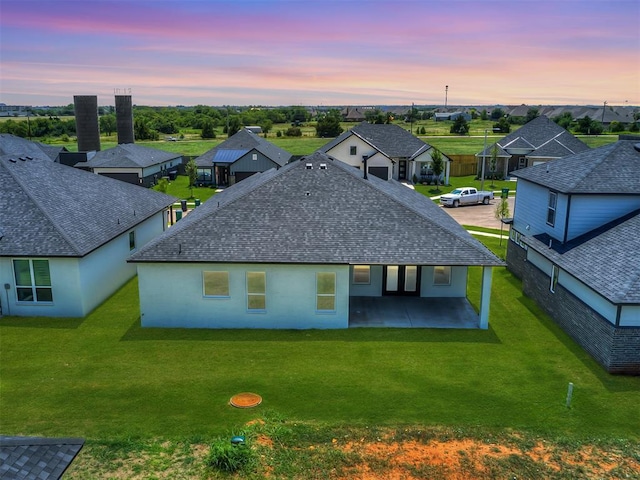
(1, 0, 638, 106)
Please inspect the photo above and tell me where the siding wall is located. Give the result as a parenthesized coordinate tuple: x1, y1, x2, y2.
(566, 195, 640, 241)
(522, 259, 640, 374)
(512, 180, 567, 241)
(231, 151, 279, 175)
(137, 263, 350, 329)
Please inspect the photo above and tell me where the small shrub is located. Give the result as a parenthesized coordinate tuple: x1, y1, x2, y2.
(286, 127, 302, 137)
(276, 130, 282, 137)
(412, 174, 418, 184)
(156, 178, 169, 193)
(205, 438, 255, 473)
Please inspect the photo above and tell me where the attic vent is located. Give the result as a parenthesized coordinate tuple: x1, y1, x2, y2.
(9, 158, 17, 163)
(319, 163, 327, 170)
(19, 157, 26, 161)
(25, 156, 33, 160)
(305, 163, 313, 169)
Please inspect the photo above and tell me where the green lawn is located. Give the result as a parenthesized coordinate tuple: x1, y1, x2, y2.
(153, 174, 218, 203)
(414, 175, 518, 198)
(1, 236, 638, 443)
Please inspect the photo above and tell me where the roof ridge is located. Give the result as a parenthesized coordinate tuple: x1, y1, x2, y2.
(2, 159, 82, 255)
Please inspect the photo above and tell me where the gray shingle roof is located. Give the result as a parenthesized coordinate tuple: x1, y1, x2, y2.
(131, 152, 504, 266)
(512, 140, 640, 194)
(1, 153, 176, 257)
(523, 209, 640, 304)
(195, 129, 292, 168)
(81, 144, 181, 169)
(478, 116, 590, 158)
(0, 436, 84, 480)
(0, 134, 65, 162)
(319, 122, 431, 160)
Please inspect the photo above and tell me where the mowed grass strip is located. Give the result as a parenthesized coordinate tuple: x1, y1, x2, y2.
(1, 237, 638, 441)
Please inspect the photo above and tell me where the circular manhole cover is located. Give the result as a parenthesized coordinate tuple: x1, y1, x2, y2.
(230, 392, 262, 408)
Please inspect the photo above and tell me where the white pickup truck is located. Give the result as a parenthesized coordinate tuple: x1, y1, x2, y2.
(440, 187, 494, 208)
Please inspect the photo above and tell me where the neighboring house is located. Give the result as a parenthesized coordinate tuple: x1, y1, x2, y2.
(130, 152, 504, 330)
(506, 140, 640, 374)
(76, 143, 183, 187)
(319, 122, 452, 183)
(477, 116, 590, 177)
(0, 152, 175, 317)
(434, 112, 471, 122)
(194, 129, 292, 186)
(0, 133, 67, 162)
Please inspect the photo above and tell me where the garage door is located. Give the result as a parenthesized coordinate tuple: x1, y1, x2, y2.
(368, 167, 389, 180)
(234, 171, 256, 183)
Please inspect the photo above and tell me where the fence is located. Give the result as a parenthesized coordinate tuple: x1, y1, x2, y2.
(449, 155, 478, 177)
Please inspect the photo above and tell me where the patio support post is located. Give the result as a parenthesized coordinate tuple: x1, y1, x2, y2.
(479, 266, 493, 329)
(445, 160, 451, 186)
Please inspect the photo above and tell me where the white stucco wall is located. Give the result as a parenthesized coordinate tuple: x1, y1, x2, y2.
(349, 265, 383, 296)
(0, 210, 167, 318)
(137, 263, 350, 329)
(420, 266, 467, 297)
(325, 137, 394, 180)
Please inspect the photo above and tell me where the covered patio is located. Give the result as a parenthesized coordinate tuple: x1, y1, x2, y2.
(349, 296, 480, 329)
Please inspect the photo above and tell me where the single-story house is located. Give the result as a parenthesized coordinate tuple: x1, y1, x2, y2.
(0, 151, 175, 317)
(76, 143, 183, 187)
(195, 128, 292, 186)
(0, 133, 67, 162)
(477, 115, 590, 177)
(130, 152, 504, 330)
(319, 122, 451, 184)
(506, 140, 640, 374)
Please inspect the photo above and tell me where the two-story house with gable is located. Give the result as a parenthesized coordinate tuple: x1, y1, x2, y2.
(319, 122, 451, 184)
(507, 139, 640, 374)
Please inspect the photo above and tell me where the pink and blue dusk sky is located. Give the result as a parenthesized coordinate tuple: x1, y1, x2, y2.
(1, 0, 638, 107)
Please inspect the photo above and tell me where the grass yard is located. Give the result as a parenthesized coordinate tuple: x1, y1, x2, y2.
(1, 236, 638, 445)
(414, 175, 518, 198)
(153, 174, 218, 203)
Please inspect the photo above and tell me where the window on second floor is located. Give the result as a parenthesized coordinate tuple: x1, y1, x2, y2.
(350, 146, 357, 156)
(547, 191, 557, 227)
(129, 231, 136, 251)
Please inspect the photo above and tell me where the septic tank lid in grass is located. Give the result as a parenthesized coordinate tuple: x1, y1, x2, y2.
(230, 392, 262, 408)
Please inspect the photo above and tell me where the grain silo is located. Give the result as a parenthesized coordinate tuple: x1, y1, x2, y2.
(74, 95, 101, 152)
(115, 95, 135, 144)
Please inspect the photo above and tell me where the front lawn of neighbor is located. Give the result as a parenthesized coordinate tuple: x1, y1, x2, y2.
(1, 236, 638, 445)
(154, 174, 218, 203)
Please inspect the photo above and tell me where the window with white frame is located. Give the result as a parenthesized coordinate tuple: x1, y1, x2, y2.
(550, 264, 559, 293)
(129, 231, 136, 251)
(247, 272, 266, 310)
(547, 191, 557, 227)
(352, 265, 370, 284)
(13, 259, 53, 302)
(350, 146, 357, 155)
(252, 153, 258, 160)
(316, 272, 336, 311)
(433, 266, 451, 286)
(203, 271, 229, 297)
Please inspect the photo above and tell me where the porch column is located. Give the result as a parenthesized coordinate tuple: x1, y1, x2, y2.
(479, 266, 493, 329)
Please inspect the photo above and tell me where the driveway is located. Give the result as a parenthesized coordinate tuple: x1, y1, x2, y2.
(438, 196, 515, 229)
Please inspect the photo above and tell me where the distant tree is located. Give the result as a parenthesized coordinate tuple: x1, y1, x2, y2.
(134, 118, 158, 141)
(431, 149, 444, 191)
(99, 114, 116, 136)
(365, 108, 386, 124)
(575, 116, 603, 135)
(480, 109, 488, 120)
(185, 158, 198, 198)
(525, 107, 540, 123)
(489, 144, 499, 186)
(259, 119, 273, 135)
(285, 127, 302, 137)
(490, 108, 505, 120)
(493, 117, 510, 133)
(226, 116, 242, 137)
(609, 121, 624, 133)
(315, 110, 343, 137)
(201, 120, 216, 139)
(450, 116, 469, 135)
(553, 112, 573, 130)
(629, 122, 639, 132)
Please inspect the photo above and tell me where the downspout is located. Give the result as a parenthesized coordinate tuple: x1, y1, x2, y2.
(362, 155, 368, 179)
(563, 194, 572, 243)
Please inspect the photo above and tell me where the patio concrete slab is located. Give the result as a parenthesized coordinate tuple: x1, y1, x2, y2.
(349, 296, 480, 328)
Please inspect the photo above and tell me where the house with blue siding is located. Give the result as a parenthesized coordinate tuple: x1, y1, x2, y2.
(507, 139, 640, 374)
(0, 149, 175, 317)
(319, 122, 451, 184)
(130, 152, 504, 330)
(77, 143, 183, 187)
(195, 129, 292, 186)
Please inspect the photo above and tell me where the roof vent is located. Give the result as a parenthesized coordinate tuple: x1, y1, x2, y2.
(19, 157, 26, 161)
(25, 156, 33, 160)
(9, 158, 17, 163)
(319, 163, 327, 169)
(634, 142, 640, 153)
(305, 191, 311, 196)
(305, 163, 313, 169)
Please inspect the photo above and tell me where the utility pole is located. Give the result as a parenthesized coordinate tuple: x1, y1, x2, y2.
(445, 85, 448, 109)
(601, 101, 607, 124)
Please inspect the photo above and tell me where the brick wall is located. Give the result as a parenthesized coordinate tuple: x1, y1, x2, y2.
(506, 239, 527, 280)
(522, 261, 640, 375)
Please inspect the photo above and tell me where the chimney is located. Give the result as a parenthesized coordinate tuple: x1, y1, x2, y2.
(74, 95, 101, 152)
(115, 95, 135, 144)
